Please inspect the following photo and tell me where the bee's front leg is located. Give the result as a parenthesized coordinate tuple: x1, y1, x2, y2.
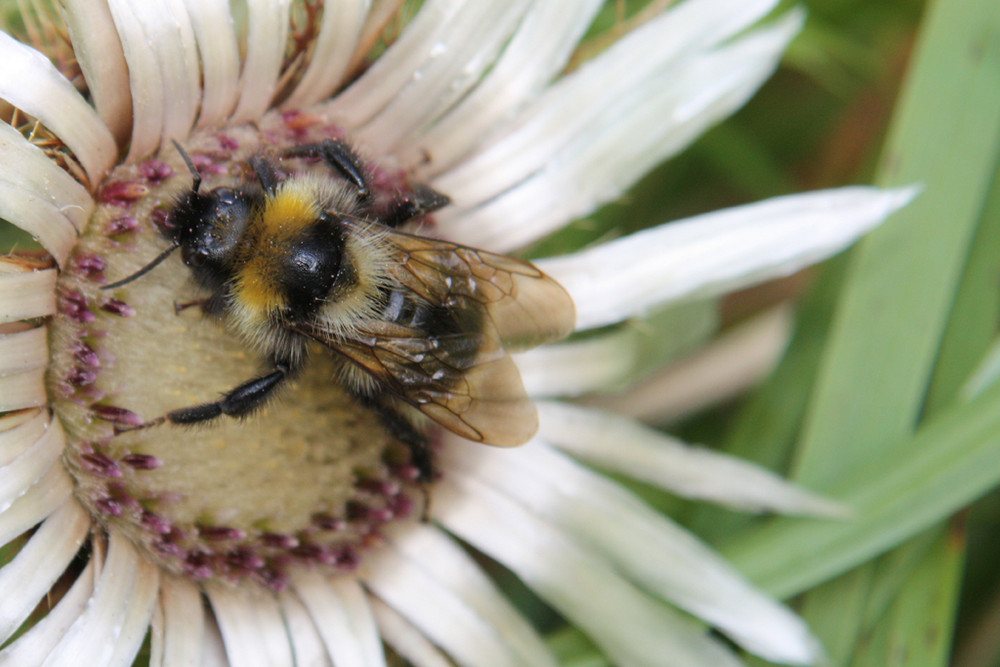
(380, 183, 451, 229)
(283, 139, 370, 199)
(173, 292, 226, 316)
(249, 154, 281, 196)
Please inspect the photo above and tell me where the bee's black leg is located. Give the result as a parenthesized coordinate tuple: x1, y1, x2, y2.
(284, 139, 450, 228)
(173, 292, 227, 316)
(343, 393, 434, 520)
(249, 155, 281, 196)
(169, 363, 292, 423)
(357, 395, 434, 483)
(284, 139, 370, 199)
(380, 183, 451, 229)
(113, 360, 297, 432)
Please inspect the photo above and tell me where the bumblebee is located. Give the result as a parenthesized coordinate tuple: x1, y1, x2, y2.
(103, 139, 576, 467)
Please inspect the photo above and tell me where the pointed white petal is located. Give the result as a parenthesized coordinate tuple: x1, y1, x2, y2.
(402, 0, 604, 174)
(0, 120, 93, 233)
(150, 575, 205, 667)
(587, 306, 793, 423)
(0, 500, 89, 644)
(540, 186, 918, 330)
(518, 300, 718, 397)
(148, 0, 201, 145)
(0, 407, 63, 510)
(0, 408, 47, 467)
(200, 613, 230, 667)
(206, 583, 295, 666)
(0, 554, 96, 665)
(387, 524, 558, 667)
(348, 0, 406, 73)
(515, 329, 639, 397)
(230, 0, 293, 123)
(0, 31, 116, 183)
(0, 264, 56, 323)
(184, 0, 241, 128)
(352, 0, 406, 54)
(41, 531, 156, 667)
(432, 1, 790, 250)
(276, 591, 334, 667)
(104, 1, 160, 159)
(108, 0, 201, 159)
(282, 0, 371, 109)
(0, 327, 47, 377)
(322, 0, 466, 128)
(446, 441, 823, 665)
(0, 181, 77, 264)
(353, 0, 533, 155)
(61, 0, 132, 145)
(440, 15, 801, 250)
(433, 475, 743, 667)
(434, 0, 780, 201)
(291, 570, 385, 667)
(107, 556, 160, 667)
(371, 599, 452, 667)
(329, 578, 386, 667)
(0, 370, 45, 411)
(0, 116, 95, 259)
(149, 601, 164, 666)
(0, 465, 74, 545)
(363, 543, 526, 667)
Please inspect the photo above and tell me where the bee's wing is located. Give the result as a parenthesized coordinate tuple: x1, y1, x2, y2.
(299, 319, 539, 446)
(384, 231, 576, 352)
(298, 231, 575, 446)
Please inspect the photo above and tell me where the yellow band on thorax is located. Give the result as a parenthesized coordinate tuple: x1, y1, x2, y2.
(260, 182, 322, 236)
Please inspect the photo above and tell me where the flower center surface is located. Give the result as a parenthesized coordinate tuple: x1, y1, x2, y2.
(47, 114, 428, 590)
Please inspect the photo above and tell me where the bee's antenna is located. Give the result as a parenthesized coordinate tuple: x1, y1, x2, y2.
(171, 139, 201, 193)
(101, 241, 181, 290)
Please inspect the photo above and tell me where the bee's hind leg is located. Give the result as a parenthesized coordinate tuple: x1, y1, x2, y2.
(355, 395, 436, 520)
(362, 399, 434, 483)
(111, 358, 298, 433)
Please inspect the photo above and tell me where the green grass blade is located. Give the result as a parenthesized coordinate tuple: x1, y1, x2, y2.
(723, 378, 1000, 598)
(792, 0, 1000, 488)
(924, 158, 1000, 413)
(714, 0, 1000, 598)
(784, 0, 1000, 658)
(849, 527, 964, 667)
(798, 565, 876, 666)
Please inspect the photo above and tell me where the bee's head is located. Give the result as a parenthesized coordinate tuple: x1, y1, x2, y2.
(101, 142, 253, 292)
(171, 186, 252, 279)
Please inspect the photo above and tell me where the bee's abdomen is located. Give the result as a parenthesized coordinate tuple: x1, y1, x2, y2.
(381, 286, 481, 342)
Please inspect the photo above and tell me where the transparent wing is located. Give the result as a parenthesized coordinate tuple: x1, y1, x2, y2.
(384, 231, 576, 351)
(297, 230, 575, 446)
(298, 318, 538, 446)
